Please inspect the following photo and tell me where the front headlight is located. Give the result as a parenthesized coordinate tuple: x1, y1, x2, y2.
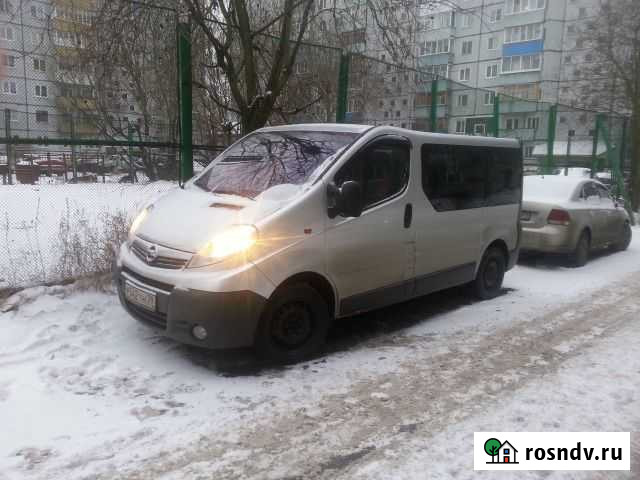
(188, 225, 258, 268)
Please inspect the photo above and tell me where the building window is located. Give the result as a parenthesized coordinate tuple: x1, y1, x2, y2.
(565, 55, 572, 64)
(527, 117, 539, 129)
(458, 68, 470, 81)
(489, 7, 503, 22)
(484, 91, 496, 105)
(396, 111, 401, 118)
(504, 23, 543, 44)
(456, 120, 465, 133)
(506, 118, 520, 130)
(505, 0, 545, 15)
(502, 54, 541, 73)
(461, 14, 473, 28)
(486, 63, 499, 78)
(525, 146, 534, 157)
(420, 38, 453, 55)
(2, 80, 16, 94)
(35, 84, 48, 97)
(33, 58, 46, 72)
(457, 94, 468, 107)
(504, 449, 510, 455)
(578, 7, 587, 18)
(1, 53, 15, 68)
(0, 0, 12, 13)
(35, 110, 48, 123)
(0, 26, 14, 40)
(488, 36, 498, 50)
(461, 40, 473, 55)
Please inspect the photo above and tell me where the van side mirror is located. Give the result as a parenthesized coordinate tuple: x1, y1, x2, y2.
(327, 181, 363, 219)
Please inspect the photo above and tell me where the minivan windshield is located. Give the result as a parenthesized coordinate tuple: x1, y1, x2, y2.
(194, 130, 359, 199)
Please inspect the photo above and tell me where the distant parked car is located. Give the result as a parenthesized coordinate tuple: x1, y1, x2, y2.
(520, 176, 632, 266)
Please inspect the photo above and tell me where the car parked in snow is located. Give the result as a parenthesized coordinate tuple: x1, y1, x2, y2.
(520, 176, 632, 266)
(115, 124, 522, 362)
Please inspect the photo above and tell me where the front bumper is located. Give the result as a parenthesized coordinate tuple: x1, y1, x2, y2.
(520, 225, 574, 254)
(116, 266, 267, 349)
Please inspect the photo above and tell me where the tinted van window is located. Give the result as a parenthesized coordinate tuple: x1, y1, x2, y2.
(421, 144, 521, 211)
(421, 145, 486, 211)
(486, 148, 522, 206)
(335, 139, 410, 209)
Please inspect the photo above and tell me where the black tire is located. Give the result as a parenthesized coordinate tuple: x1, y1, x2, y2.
(615, 222, 632, 252)
(473, 247, 506, 300)
(569, 230, 590, 267)
(254, 284, 331, 363)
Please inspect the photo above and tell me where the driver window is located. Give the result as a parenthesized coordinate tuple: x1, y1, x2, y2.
(596, 184, 613, 205)
(335, 140, 410, 210)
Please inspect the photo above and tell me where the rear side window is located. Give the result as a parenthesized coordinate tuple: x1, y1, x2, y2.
(421, 145, 486, 211)
(486, 148, 522, 206)
(421, 144, 521, 211)
(335, 139, 410, 209)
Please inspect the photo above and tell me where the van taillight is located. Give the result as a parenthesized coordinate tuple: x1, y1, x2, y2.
(547, 209, 570, 226)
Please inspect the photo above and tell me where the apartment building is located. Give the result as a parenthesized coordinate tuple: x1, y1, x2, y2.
(303, 0, 607, 160)
(1, 0, 151, 142)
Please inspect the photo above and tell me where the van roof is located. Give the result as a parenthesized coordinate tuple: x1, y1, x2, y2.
(257, 123, 520, 147)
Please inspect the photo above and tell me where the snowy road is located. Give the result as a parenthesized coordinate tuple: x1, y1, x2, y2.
(1, 231, 639, 479)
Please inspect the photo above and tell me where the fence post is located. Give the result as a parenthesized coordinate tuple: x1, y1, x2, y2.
(492, 93, 500, 138)
(564, 132, 573, 175)
(70, 116, 77, 180)
(544, 104, 557, 175)
(591, 114, 603, 178)
(128, 124, 135, 183)
(336, 53, 350, 123)
(4, 109, 13, 185)
(430, 77, 438, 133)
(616, 118, 628, 196)
(177, 21, 193, 183)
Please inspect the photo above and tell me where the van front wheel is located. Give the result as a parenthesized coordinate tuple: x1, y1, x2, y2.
(255, 284, 330, 363)
(473, 247, 506, 300)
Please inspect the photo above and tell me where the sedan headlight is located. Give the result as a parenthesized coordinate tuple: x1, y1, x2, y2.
(188, 225, 258, 268)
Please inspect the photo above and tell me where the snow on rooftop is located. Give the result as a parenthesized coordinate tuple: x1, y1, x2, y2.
(523, 174, 585, 201)
(532, 141, 607, 157)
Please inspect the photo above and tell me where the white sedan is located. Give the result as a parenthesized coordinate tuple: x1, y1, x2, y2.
(520, 176, 632, 267)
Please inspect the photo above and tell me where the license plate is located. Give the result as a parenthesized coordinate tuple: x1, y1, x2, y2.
(520, 210, 532, 221)
(124, 281, 156, 311)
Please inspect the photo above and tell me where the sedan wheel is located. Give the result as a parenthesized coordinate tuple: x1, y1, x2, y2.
(569, 230, 590, 268)
(615, 222, 632, 252)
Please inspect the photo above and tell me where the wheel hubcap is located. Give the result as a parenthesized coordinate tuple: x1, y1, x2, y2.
(272, 302, 313, 349)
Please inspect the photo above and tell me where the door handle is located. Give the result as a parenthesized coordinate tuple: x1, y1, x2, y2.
(404, 203, 413, 228)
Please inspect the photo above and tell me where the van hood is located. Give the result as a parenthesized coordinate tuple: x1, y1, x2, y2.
(135, 184, 303, 252)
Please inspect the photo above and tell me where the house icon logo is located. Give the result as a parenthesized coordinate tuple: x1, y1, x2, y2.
(484, 438, 519, 464)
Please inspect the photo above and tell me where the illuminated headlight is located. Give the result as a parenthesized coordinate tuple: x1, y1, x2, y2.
(129, 208, 149, 239)
(188, 225, 258, 268)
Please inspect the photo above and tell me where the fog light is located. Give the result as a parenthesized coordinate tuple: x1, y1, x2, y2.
(192, 325, 208, 340)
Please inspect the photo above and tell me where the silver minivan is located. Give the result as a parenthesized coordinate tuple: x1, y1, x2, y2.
(116, 124, 522, 362)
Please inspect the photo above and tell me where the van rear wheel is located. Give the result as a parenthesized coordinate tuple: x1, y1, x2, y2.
(255, 284, 330, 363)
(473, 247, 506, 300)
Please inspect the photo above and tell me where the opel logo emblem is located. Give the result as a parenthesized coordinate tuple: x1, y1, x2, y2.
(145, 244, 158, 263)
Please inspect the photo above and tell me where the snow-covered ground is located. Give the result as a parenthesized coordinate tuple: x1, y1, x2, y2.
(0, 182, 176, 288)
(0, 230, 638, 479)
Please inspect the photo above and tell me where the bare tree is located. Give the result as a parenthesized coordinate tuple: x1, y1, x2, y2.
(575, 0, 640, 210)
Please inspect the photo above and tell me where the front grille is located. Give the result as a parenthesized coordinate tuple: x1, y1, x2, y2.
(122, 266, 174, 292)
(131, 239, 189, 269)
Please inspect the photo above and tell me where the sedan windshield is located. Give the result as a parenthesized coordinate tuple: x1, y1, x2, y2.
(194, 131, 359, 199)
